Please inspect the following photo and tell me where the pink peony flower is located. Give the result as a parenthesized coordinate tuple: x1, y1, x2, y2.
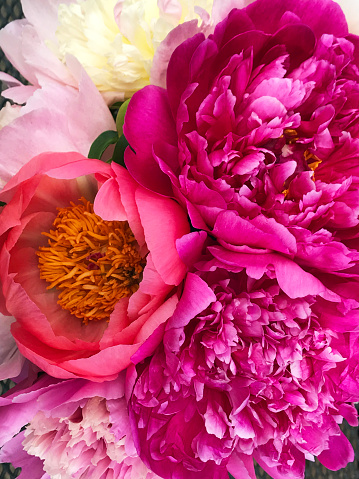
(124, 0, 359, 270)
(0, 373, 159, 479)
(128, 232, 359, 479)
(0, 151, 189, 381)
(0, 62, 115, 187)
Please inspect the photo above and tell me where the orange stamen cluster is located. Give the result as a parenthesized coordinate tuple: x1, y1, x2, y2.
(304, 150, 322, 178)
(37, 198, 145, 323)
(281, 129, 322, 197)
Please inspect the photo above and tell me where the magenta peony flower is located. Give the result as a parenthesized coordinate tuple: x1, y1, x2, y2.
(123, 4, 359, 473)
(0, 373, 159, 479)
(128, 233, 359, 479)
(124, 0, 359, 270)
(0, 152, 189, 381)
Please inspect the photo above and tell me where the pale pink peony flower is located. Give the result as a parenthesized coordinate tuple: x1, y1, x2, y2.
(0, 374, 159, 479)
(0, 61, 115, 187)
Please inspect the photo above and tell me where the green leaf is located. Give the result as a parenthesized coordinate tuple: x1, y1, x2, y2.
(111, 134, 129, 167)
(228, 474, 235, 479)
(88, 130, 119, 160)
(116, 98, 131, 136)
(109, 101, 124, 110)
(0, 201, 6, 207)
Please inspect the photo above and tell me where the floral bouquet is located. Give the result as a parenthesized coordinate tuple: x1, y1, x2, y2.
(0, 0, 359, 478)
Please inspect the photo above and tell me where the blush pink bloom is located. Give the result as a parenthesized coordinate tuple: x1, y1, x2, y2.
(0, 373, 159, 479)
(124, 0, 359, 272)
(0, 62, 115, 187)
(128, 232, 359, 479)
(0, 152, 189, 381)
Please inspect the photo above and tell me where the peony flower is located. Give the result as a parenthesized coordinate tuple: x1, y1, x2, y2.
(0, 63, 115, 187)
(0, 373, 159, 479)
(0, 65, 115, 380)
(0, 0, 215, 103)
(128, 232, 359, 479)
(124, 0, 359, 271)
(0, 151, 189, 380)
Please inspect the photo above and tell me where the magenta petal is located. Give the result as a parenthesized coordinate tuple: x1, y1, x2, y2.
(318, 431, 354, 470)
(227, 451, 256, 479)
(124, 86, 176, 196)
(166, 32, 206, 114)
(213, 210, 297, 255)
(166, 273, 216, 331)
(176, 231, 208, 267)
(151, 20, 204, 89)
(209, 246, 334, 299)
(245, 0, 348, 37)
(254, 446, 305, 479)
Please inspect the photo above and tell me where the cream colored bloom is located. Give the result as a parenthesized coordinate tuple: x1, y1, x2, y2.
(334, 0, 359, 35)
(0, 102, 21, 130)
(52, 0, 214, 101)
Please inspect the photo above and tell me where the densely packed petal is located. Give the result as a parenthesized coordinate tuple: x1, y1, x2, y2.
(125, 0, 359, 268)
(0, 373, 159, 479)
(129, 234, 359, 478)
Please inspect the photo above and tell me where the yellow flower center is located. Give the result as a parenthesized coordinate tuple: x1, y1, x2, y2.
(37, 198, 145, 323)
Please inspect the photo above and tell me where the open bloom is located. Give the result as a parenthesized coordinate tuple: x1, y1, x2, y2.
(0, 0, 216, 103)
(128, 233, 359, 479)
(0, 373, 159, 479)
(0, 63, 115, 380)
(0, 64, 115, 187)
(0, 152, 189, 380)
(124, 0, 359, 268)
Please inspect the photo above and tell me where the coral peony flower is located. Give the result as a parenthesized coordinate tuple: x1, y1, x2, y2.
(0, 64, 115, 380)
(0, 0, 215, 103)
(124, 0, 359, 268)
(128, 233, 359, 479)
(0, 152, 189, 381)
(0, 373, 159, 479)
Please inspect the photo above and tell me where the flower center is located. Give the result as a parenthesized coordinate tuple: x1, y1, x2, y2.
(37, 198, 145, 323)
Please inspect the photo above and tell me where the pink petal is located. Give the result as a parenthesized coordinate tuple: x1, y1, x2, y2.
(136, 188, 189, 285)
(318, 431, 354, 470)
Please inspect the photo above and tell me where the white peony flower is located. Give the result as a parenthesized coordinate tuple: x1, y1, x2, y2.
(334, 0, 359, 35)
(52, 0, 214, 100)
